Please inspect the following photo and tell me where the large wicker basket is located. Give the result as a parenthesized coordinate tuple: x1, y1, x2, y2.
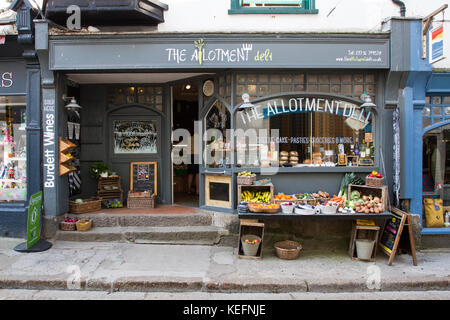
(366, 175, 384, 187)
(127, 191, 155, 209)
(69, 198, 102, 214)
(274, 240, 302, 260)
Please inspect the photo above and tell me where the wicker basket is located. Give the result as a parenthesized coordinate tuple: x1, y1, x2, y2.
(237, 175, 256, 185)
(274, 240, 302, 260)
(248, 203, 280, 213)
(127, 191, 155, 209)
(60, 221, 77, 231)
(76, 219, 92, 232)
(366, 176, 384, 187)
(69, 198, 102, 214)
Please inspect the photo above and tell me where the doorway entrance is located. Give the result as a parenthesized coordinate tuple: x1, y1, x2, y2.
(172, 81, 199, 207)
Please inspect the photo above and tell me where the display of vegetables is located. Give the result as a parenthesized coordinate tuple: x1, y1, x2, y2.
(337, 173, 365, 199)
(354, 194, 384, 214)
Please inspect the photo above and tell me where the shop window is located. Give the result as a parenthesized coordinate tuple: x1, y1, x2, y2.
(108, 86, 164, 111)
(0, 96, 27, 202)
(204, 100, 231, 168)
(229, 0, 318, 14)
(235, 72, 376, 104)
(422, 124, 450, 212)
(113, 120, 158, 154)
(235, 95, 375, 168)
(423, 94, 450, 129)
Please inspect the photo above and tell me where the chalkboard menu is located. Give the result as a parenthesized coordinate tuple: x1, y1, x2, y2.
(379, 207, 417, 266)
(130, 162, 157, 195)
(379, 215, 402, 255)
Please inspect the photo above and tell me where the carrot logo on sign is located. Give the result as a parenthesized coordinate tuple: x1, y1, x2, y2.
(194, 39, 205, 65)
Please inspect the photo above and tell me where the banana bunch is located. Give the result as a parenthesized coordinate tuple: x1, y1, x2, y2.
(238, 171, 255, 177)
(241, 191, 271, 203)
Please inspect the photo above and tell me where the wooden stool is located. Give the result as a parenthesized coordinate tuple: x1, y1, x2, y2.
(348, 221, 380, 262)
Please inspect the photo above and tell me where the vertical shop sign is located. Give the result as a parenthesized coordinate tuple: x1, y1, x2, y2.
(43, 98, 56, 189)
(26, 191, 42, 249)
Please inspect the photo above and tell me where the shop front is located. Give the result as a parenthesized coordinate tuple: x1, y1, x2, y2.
(35, 23, 394, 235)
(0, 36, 41, 238)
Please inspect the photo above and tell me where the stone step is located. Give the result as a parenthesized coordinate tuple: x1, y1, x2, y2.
(65, 212, 213, 228)
(55, 225, 230, 245)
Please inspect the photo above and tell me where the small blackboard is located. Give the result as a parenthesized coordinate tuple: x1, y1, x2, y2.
(130, 162, 157, 195)
(379, 207, 417, 266)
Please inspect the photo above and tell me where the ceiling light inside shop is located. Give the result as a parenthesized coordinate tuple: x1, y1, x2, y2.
(185, 84, 192, 90)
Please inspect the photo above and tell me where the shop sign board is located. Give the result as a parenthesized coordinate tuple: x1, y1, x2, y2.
(50, 37, 389, 70)
(43, 98, 56, 189)
(26, 191, 43, 249)
(238, 95, 371, 127)
(429, 24, 445, 64)
(0, 60, 27, 95)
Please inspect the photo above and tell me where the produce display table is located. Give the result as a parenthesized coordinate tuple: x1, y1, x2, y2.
(238, 211, 394, 220)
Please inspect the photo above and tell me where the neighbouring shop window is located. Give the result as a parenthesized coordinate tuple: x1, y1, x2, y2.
(204, 100, 231, 168)
(229, 0, 318, 14)
(422, 95, 450, 212)
(235, 95, 375, 168)
(113, 120, 158, 154)
(0, 96, 27, 202)
(107, 86, 164, 111)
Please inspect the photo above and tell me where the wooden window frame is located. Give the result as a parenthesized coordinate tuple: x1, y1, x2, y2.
(229, 0, 318, 14)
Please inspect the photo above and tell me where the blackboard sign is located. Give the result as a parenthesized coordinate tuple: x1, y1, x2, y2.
(379, 207, 417, 266)
(130, 162, 157, 195)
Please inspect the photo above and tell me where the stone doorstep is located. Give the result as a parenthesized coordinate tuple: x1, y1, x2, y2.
(64, 212, 214, 227)
(0, 275, 448, 293)
(55, 225, 231, 245)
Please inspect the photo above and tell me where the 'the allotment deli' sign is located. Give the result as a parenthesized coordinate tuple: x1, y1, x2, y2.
(50, 37, 389, 70)
(238, 96, 372, 126)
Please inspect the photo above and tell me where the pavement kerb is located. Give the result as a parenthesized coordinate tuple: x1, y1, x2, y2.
(0, 275, 449, 293)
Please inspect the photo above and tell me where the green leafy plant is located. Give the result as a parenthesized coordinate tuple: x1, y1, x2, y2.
(90, 162, 111, 179)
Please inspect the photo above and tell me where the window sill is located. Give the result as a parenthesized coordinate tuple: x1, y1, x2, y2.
(228, 8, 318, 14)
(421, 228, 450, 235)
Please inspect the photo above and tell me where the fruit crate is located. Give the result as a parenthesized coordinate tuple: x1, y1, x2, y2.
(238, 184, 274, 204)
(97, 176, 123, 203)
(348, 184, 389, 212)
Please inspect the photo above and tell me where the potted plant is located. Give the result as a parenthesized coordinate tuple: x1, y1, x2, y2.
(90, 162, 111, 179)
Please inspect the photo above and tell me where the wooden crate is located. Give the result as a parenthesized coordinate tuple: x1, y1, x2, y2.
(237, 184, 274, 204)
(238, 220, 264, 260)
(97, 176, 123, 203)
(348, 222, 380, 262)
(348, 184, 389, 211)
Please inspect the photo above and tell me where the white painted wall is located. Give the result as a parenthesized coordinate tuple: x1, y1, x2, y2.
(0, 0, 448, 69)
(157, 0, 450, 69)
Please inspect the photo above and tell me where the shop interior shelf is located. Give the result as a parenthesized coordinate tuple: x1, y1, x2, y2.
(234, 166, 380, 174)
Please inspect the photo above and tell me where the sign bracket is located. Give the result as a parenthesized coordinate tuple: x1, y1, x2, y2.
(422, 4, 448, 59)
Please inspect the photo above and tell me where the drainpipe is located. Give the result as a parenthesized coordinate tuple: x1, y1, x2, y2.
(392, 0, 406, 17)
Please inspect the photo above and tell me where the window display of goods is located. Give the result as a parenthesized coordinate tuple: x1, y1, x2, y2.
(241, 190, 271, 203)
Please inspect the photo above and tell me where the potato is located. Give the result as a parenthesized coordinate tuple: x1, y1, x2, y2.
(374, 197, 380, 204)
(367, 203, 373, 208)
(364, 208, 370, 214)
(370, 208, 374, 213)
(374, 208, 380, 214)
(363, 195, 368, 201)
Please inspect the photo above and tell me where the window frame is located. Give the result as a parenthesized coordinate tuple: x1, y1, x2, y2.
(228, 0, 318, 14)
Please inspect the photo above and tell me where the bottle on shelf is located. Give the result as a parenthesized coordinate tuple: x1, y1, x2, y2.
(354, 142, 360, 156)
